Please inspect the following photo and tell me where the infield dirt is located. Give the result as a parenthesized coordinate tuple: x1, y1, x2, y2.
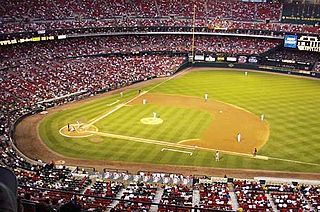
(130, 93, 269, 154)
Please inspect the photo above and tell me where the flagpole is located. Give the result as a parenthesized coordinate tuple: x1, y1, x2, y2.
(191, 4, 196, 63)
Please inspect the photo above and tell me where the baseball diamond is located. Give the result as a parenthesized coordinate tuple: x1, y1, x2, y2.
(15, 68, 320, 173)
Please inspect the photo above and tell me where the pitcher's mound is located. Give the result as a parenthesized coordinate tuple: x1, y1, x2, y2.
(140, 117, 163, 125)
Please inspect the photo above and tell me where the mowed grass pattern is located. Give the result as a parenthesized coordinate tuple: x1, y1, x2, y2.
(151, 70, 320, 164)
(95, 105, 212, 142)
(39, 69, 320, 172)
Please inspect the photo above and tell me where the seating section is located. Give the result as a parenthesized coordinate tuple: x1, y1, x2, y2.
(314, 62, 320, 72)
(267, 183, 312, 211)
(114, 182, 157, 211)
(282, 3, 320, 24)
(271, 193, 307, 211)
(301, 185, 320, 211)
(2, 18, 320, 35)
(234, 180, 272, 211)
(0, 0, 281, 21)
(13, 173, 320, 211)
(83, 180, 123, 211)
(265, 49, 320, 64)
(0, 0, 318, 35)
(159, 184, 193, 211)
(198, 182, 232, 211)
(0, 35, 280, 70)
(0, 54, 185, 112)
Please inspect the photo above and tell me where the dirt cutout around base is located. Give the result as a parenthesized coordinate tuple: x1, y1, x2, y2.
(59, 124, 98, 138)
(131, 93, 269, 154)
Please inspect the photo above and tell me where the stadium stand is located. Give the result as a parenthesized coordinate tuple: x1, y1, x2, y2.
(198, 182, 233, 210)
(0, 0, 319, 36)
(1, 0, 320, 211)
(0, 0, 281, 20)
(282, 3, 320, 24)
(0, 35, 280, 70)
(265, 49, 320, 64)
(234, 180, 273, 211)
(314, 62, 320, 72)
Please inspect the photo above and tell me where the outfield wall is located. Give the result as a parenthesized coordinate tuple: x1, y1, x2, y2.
(185, 61, 320, 78)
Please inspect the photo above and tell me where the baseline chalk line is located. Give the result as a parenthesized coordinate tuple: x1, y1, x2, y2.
(83, 69, 189, 128)
(107, 100, 120, 106)
(161, 148, 193, 156)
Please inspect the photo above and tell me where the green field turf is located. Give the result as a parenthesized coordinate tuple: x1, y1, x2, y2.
(94, 105, 212, 142)
(39, 69, 320, 172)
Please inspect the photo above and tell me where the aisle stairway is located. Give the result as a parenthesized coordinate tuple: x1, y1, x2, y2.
(107, 188, 125, 211)
(266, 193, 279, 212)
(228, 183, 239, 211)
(192, 189, 200, 210)
(149, 188, 164, 212)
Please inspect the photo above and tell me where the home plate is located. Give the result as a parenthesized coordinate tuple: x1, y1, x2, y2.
(161, 148, 193, 156)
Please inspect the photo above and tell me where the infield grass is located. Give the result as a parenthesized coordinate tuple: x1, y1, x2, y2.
(39, 69, 320, 172)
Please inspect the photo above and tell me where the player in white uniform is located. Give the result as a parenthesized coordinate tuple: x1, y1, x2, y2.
(237, 133, 241, 142)
(204, 93, 208, 101)
(215, 150, 220, 162)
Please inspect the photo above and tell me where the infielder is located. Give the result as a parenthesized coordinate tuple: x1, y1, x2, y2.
(237, 133, 241, 142)
(204, 93, 208, 101)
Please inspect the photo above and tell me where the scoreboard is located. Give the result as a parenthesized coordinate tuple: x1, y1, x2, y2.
(284, 35, 320, 52)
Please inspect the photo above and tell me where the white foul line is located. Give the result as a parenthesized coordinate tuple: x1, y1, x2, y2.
(161, 148, 193, 156)
(86, 131, 196, 150)
(106, 100, 120, 106)
(84, 69, 189, 128)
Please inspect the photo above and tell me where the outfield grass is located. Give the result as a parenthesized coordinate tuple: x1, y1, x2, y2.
(39, 69, 320, 172)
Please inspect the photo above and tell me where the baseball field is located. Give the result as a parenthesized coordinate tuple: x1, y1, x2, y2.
(17, 69, 320, 173)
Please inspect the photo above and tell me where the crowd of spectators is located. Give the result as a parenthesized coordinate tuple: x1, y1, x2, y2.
(0, 0, 282, 21)
(234, 180, 272, 211)
(0, 35, 280, 70)
(0, 54, 185, 112)
(314, 62, 320, 72)
(301, 185, 320, 211)
(159, 184, 193, 211)
(1, 0, 319, 36)
(114, 182, 157, 211)
(262, 48, 320, 71)
(14, 175, 320, 211)
(267, 183, 311, 211)
(1, 17, 319, 36)
(198, 182, 232, 211)
(265, 49, 320, 64)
